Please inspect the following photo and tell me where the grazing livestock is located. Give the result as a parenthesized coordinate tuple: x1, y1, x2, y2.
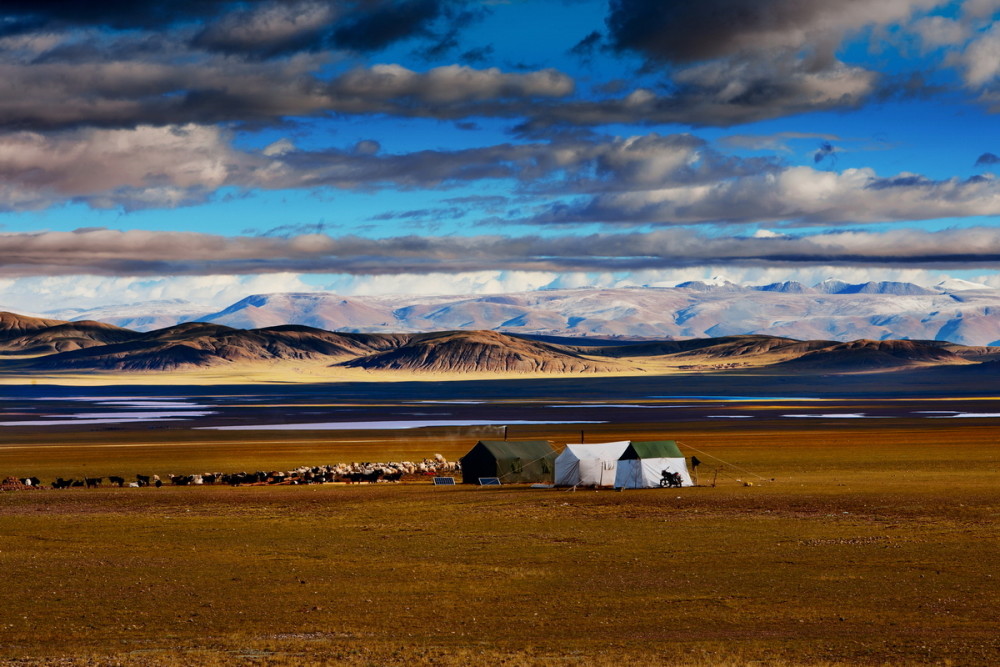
(8, 452, 467, 493)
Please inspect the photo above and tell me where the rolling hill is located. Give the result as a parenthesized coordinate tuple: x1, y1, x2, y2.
(339, 330, 626, 374)
(2, 310, 998, 378)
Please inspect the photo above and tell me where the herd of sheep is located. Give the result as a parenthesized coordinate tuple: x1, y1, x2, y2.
(1, 455, 461, 491)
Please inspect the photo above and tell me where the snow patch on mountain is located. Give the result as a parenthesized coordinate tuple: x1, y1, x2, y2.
(53, 283, 1000, 346)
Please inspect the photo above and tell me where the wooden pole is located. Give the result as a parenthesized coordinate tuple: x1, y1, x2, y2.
(580, 429, 585, 443)
(712, 468, 719, 488)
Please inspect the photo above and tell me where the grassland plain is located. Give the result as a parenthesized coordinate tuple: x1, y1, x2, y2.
(1, 419, 999, 665)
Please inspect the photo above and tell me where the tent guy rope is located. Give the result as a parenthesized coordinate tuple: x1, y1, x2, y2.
(676, 441, 769, 482)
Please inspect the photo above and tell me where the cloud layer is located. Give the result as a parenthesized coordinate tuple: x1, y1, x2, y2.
(4, 125, 1000, 230)
(2, 0, 1000, 312)
(6, 226, 1000, 279)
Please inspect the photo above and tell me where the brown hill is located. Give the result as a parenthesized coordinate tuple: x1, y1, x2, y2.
(0, 307, 991, 377)
(0, 319, 139, 355)
(775, 339, 970, 371)
(339, 330, 626, 374)
(661, 335, 834, 360)
(28, 324, 402, 371)
(0, 311, 69, 337)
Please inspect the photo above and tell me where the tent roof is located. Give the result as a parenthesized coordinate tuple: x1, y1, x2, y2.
(475, 440, 556, 459)
(560, 441, 630, 459)
(622, 440, 683, 459)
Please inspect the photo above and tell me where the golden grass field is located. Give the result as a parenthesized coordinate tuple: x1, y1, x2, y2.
(2, 417, 999, 666)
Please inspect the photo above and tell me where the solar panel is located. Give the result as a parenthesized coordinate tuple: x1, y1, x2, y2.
(432, 477, 456, 486)
(478, 477, 501, 486)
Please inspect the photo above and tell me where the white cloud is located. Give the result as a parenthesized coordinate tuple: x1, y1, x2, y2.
(0, 272, 318, 314)
(0, 124, 255, 211)
(322, 270, 560, 296)
(6, 265, 1000, 315)
(958, 23, 1000, 86)
(911, 16, 969, 50)
(536, 165, 1000, 225)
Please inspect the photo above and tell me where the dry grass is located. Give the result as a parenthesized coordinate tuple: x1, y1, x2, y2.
(1, 421, 999, 665)
(0, 351, 806, 386)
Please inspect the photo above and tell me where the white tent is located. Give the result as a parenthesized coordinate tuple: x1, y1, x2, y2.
(613, 440, 694, 489)
(554, 441, 630, 487)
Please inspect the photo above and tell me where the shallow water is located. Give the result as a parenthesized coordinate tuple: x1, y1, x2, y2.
(782, 413, 890, 419)
(547, 404, 692, 409)
(648, 395, 825, 401)
(201, 419, 607, 431)
(0, 418, 188, 426)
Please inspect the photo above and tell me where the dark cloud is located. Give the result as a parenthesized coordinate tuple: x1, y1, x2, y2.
(366, 206, 467, 222)
(7, 226, 1000, 279)
(590, 1, 945, 127)
(332, 0, 442, 52)
(605, 0, 930, 65)
(460, 45, 495, 65)
(10, 125, 1000, 230)
(0, 2, 233, 33)
(975, 152, 1000, 166)
(865, 175, 935, 190)
(192, 2, 340, 59)
(814, 141, 836, 165)
(517, 58, 876, 130)
(248, 221, 331, 238)
(0, 1, 479, 59)
(569, 30, 603, 58)
(0, 39, 574, 131)
(5, 127, 771, 210)
(256, 131, 782, 197)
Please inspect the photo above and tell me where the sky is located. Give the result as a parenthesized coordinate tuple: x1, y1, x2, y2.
(4, 0, 1000, 314)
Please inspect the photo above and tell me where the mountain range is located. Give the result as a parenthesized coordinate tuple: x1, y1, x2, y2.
(28, 279, 1000, 347)
(3, 311, 999, 376)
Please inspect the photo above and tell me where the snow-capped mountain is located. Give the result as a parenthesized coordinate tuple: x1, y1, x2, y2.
(934, 278, 991, 292)
(48, 299, 211, 331)
(48, 280, 1000, 346)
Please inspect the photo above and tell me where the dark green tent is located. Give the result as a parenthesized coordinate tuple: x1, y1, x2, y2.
(620, 440, 685, 460)
(460, 440, 557, 484)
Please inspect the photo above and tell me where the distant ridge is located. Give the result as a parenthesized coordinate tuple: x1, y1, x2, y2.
(2, 312, 997, 376)
(35, 279, 1000, 347)
(753, 281, 813, 293)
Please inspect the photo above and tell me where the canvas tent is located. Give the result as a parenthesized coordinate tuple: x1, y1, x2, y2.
(614, 440, 693, 489)
(460, 440, 557, 484)
(554, 441, 630, 487)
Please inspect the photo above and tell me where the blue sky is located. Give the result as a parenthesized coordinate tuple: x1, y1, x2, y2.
(3, 0, 1000, 313)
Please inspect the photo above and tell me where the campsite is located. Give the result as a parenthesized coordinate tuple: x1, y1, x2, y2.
(2, 383, 999, 666)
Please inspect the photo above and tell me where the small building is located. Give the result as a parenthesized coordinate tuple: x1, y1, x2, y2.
(460, 440, 557, 484)
(614, 440, 694, 489)
(554, 441, 630, 487)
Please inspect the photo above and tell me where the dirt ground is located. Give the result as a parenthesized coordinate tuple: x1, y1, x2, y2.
(1, 414, 999, 666)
